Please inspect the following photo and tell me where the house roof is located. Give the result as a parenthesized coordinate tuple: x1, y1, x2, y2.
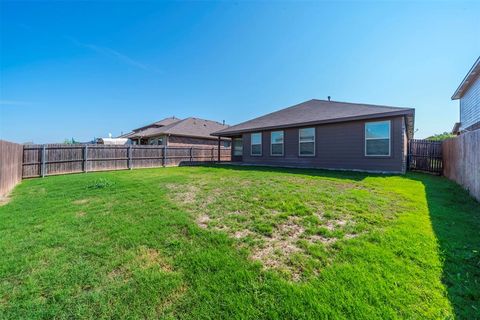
(132, 116, 181, 132)
(451, 122, 461, 135)
(452, 56, 480, 100)
(127, 117, 230, 140)
(213, 99, 415, 138)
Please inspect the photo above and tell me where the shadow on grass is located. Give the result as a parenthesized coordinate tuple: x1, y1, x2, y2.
(408, 173, 480, 319)
(198, 163, 394, 182)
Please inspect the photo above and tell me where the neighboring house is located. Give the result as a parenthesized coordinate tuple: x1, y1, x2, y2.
(213, 99, 415, 173)
(96, 138, 129, 145)
(122, 117, 231, 148)
(451, 56, 480, 134)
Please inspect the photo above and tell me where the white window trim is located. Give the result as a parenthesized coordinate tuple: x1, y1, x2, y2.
(251, 132, 262, 156)
(299, 127, 316, 157)
(270, 131, 284, 156)
(365, 120, 391, 157)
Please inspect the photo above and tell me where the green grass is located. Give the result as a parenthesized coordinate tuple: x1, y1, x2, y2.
(0, 165, 478, 319)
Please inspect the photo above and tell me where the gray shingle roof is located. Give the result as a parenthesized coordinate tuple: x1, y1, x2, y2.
(128, 117, 229, 140)
(213, 99, 414, 137)
(132, 116, 181, 132)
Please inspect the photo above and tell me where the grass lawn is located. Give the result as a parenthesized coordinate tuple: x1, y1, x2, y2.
(0, 165, 479, 319)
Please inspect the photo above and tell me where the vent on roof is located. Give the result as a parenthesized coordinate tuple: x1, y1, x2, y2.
(328, 96, 331, 101)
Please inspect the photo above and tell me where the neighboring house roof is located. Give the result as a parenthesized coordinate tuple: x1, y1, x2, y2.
(118, 131, 135, 138)
(451, 122, 461, 135)
(97, 138, 129, 145)
(452, 56, 480, 100)
(132, 116, 181, 132)
(127, 117, 230, 140)
(213, 99, 415, 138)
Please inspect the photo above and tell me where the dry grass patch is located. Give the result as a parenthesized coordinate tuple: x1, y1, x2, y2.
(136, 246, 173, 272)
(0, 195, 11, 207)
(156, 284, 188, 316)
(164, 175, 373, 280)
(72, 198, 93, 205)
(76, 211, 86, 217)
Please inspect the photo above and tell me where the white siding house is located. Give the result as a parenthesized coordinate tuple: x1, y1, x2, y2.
(452, 56, 480, 133)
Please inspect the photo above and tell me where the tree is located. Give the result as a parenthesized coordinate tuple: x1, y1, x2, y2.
(426, 132, 455, 141)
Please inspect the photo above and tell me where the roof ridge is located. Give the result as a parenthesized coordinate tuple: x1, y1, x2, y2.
(183, 117, 227, 126)
(311, 99, 413, 110)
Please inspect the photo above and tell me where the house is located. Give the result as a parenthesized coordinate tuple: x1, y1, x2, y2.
(451, 56, 480, 134)
(122, 117, 231, 148)
(96, 138, 129, 145)
(212, 99, 415, 173)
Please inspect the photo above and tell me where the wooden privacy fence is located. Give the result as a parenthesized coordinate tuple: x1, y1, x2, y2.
(408, 139, 443, 174)
(443, 130, 480, 202)
(0, 140, 23, 196)
(22, 144, 231, 178)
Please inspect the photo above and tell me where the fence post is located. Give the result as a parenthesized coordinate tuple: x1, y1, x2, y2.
(83, 145, 88, 173)
(190, 147, 193, 163)
(163, 144, 167, 167)
(128, 145, 132, 170)
(211, 147, 214, 162)
(41, 145, 47, 177)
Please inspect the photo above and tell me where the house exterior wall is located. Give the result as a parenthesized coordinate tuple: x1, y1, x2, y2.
(460, 76, 480, 132)
(239, 116, 406, 173)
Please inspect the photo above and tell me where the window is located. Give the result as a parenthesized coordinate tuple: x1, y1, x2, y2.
(299, 128, 315, 156)
(149, 137, 164, 146)
(365, 120, 391, 156)
(251, 133, 262, 156)
(270, 131, 284, 156)
(223, 141, 231, 148)
(233, 138, 243, 156)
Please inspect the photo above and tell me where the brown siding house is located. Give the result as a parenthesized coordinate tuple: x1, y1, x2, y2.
(213, 99, 415, 173)
(121, 117, 231, 148)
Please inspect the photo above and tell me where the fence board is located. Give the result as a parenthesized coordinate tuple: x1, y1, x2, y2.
(443, 130, 480, 202)
(0, 140, 24, 197)
(408, 139, 443, 174)
(22, 144, 231, 178)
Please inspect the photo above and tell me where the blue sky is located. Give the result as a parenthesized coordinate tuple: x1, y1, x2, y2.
(1, 1, 479, 143)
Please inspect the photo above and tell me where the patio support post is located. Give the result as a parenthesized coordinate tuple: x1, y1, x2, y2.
(217, 137, 221, 163)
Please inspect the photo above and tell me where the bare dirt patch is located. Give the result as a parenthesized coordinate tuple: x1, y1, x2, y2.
(325, 219, 348, 231)
(233, 229, 253, 239)
(250, 217, 307, 277)
(308, 234, 336, 244)
(196, 215, 210, 229)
